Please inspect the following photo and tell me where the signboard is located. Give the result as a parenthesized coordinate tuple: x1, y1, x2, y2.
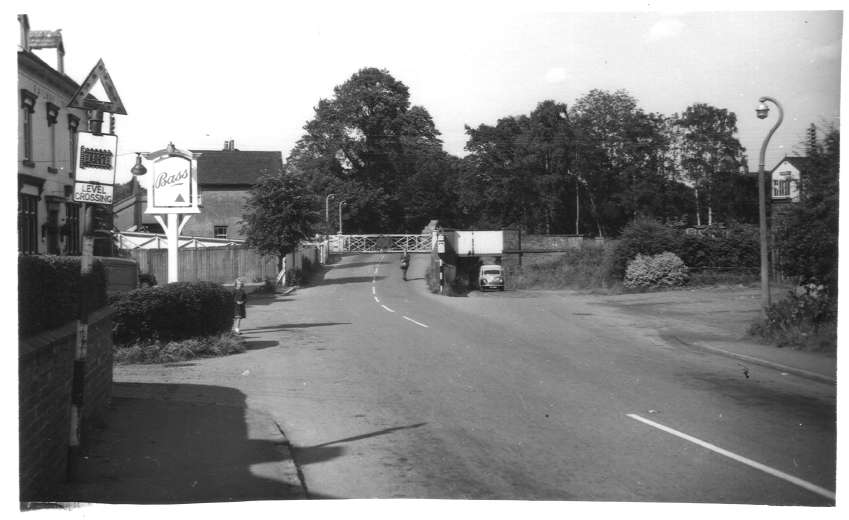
(145, 144, 201, 214)
(68, 59, 127, 115)
(437, 234, 445, 253)
(28, 30, 63, 49)
(75, 132, 117, 184)
(73, 182, 114, 205)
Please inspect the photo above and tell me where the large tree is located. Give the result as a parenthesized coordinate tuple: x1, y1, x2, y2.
(241, 171, 320, 271)
(674, 103, 745, 226)
(287, 67, 448, 233)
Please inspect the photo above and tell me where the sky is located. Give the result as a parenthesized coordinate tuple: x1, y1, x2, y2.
(8, 1, 844, 184)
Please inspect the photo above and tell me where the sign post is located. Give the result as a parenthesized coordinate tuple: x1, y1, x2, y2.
(145, 143, 201, 283)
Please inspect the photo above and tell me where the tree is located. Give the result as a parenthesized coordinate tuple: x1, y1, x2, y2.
(773, 124, 839, 293)
(241, 171, 320, 271)
(674, 103, 745, 226)
(286, 67, 447, 233)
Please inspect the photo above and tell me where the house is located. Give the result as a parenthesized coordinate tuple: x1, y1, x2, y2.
(770, 156, 811, 204)
(113, 140, 283, 241)
(17, 14, 88, 255)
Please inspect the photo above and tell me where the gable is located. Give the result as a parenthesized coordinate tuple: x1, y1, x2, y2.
(191, 150, 283, 187)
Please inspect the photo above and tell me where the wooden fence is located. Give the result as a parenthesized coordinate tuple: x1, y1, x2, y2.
(128, 246, 279, 285)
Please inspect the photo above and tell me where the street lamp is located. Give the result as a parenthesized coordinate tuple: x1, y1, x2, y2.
(130, 152, 147, 176)
(338, 200, 346, 234)
(325, 193, 335, 230)
(756, 96, 784, 311)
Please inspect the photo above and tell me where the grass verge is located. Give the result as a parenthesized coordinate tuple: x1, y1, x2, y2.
(114, 332, 247, 364)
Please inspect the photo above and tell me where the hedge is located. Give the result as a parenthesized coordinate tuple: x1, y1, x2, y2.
(112, 282, 234, 346)
(18, 255, 108, 337)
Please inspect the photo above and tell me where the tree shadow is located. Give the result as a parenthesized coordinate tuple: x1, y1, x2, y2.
(52, 382, 317, 504)
(320, 275, 386, 286)
(242, 322, 350, 334)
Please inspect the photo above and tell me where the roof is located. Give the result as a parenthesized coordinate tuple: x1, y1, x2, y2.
(190, 150, 283, 186)
(771, 156, 813, 174)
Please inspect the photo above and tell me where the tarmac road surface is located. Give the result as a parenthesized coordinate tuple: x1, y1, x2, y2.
(120, 253, 837, 503)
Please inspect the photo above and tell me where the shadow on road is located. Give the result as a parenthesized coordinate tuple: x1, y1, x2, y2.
(292, 422, 427, 467)
(243, 339, 280, 351)
(319, 275, 386, 285)
(327, 260, 387, 269)
(55, 382, 306, 504)
(243, 322, 350, 334)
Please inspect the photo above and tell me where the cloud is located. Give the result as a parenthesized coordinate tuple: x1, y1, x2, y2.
(545, 67, 568, 84)
(647, 19, 685, 42)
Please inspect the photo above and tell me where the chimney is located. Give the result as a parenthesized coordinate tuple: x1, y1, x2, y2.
(229, 139, 235, 151)
(18, 14, 30, 51)
(223, 140, 229, 151)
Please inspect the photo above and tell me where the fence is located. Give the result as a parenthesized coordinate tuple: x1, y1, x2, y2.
(124, 245, 321, 285)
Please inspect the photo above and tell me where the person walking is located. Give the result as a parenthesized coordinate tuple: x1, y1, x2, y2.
(400, 249, 411, 281)
(233, 278, 247, 334)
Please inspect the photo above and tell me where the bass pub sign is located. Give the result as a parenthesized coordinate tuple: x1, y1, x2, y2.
(145, 144, 201, 214)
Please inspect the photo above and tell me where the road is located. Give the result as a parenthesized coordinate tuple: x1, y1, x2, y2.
(208, 253, 837, 503)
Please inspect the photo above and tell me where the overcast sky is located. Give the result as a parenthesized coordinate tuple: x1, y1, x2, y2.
(12, 1, 844, 183)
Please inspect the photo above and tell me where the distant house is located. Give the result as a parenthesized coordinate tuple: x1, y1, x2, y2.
(770, 156, 810, 204)
(113, 140, 283, 240)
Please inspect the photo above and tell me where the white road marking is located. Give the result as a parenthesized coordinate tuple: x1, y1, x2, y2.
(372, 286, 376, 294)
(374, 296, 380, 303)
(381, 304, 395, 313)
(403, 316, 429, 328)
(626, 413, 835, 501)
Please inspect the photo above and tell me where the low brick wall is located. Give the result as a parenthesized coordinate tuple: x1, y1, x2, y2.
(18, 306, 114, 501)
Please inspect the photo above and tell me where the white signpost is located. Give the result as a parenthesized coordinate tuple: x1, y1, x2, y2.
(144, 143, 201, 283)
(73, 131, 117, 205)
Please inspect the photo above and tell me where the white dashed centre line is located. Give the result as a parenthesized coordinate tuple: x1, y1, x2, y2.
(626, 413, 835, 501)
(381, 304, 395, 313)
(374, 296, 380, 303)
(403, 316, 429, 328)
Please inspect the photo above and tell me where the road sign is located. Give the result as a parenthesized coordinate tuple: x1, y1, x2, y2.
(145, 144, 201, 214)
(73, 182, 114, 205)
(68, 59, 127, 115)
(75, 132, 117, 184)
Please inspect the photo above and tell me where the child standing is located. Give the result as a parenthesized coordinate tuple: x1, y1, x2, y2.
(233, 278, 247, 334)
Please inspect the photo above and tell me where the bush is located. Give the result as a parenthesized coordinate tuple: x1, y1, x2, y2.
(624, 252, 689, 289)
(609, 219, 681, 280)
(18, 255, 108, 337)
(677, 224, 759, 271)
(509, 244, 616, 290)
(749, 285, 837, 350)
(114, 333, 246, 364)
(112, 281, 234, 346)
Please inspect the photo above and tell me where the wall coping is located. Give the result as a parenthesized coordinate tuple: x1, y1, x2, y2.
(19, 306, 115, 361)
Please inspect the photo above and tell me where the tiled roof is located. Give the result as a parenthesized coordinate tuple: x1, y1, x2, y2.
(190, 150, 283, 186)
(771, 155, 813, 174)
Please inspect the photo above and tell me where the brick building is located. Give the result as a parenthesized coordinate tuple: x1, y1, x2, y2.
(113, 140, 282, 240)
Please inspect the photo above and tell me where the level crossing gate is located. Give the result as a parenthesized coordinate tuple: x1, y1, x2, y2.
(328, 234, 433, 254)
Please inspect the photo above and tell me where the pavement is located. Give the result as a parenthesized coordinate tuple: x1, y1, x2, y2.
(51, 277, 836, 505)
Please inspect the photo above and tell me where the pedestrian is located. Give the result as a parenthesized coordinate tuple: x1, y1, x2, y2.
(401, 249, 410, 281)
(233, 277, 247, 334)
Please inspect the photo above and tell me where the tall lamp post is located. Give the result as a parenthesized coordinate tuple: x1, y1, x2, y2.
(338, 200, 346, 234)
(325, 193, 335, 231)
(756, 96, 784, 311)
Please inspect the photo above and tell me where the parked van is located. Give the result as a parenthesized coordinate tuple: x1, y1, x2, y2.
(478, 264, 504, 291)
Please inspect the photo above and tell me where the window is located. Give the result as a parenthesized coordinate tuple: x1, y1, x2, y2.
(67, 114, 80, 177)
(18, 194, 39, 254)
(20, 89, 37, 165)
(66, 203, 80, 255)
(773, 171, 793, 198)
(214, 225, 228, 239)
(46, 103, 59, 173)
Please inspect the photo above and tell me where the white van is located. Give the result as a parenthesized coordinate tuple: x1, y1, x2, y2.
(478, 264, 504, 291)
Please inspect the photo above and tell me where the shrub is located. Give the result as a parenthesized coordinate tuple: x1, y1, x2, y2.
(624, 252, 689, 289)
(609, 219, 681, 280)
(114, 333, 246, 364)
(677, 224, 759, 271)
(112, 281, 234, 346)
(18, 255, 108, 337)
(509, 244, 616, 290)
(749, 285, 837, 350)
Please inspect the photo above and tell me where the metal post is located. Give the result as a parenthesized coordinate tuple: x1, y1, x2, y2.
(338, 201, 345, 235)
(325, 193, 334, 230)
(756, 96, 783, 312)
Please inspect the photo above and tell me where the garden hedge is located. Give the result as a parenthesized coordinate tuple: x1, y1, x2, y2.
(18, 255, 108, 337)
(112, 281, 234, 346)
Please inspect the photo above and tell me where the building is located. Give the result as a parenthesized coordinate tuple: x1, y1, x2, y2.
(17, 14, 87, 255)
(769, 156, 811, 204)
(113, 140, 283, 241)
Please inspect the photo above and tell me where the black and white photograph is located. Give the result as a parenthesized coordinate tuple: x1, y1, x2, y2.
(8, 0, 845, 517)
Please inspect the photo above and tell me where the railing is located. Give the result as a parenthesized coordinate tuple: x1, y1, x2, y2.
(328, 234, 433, 253)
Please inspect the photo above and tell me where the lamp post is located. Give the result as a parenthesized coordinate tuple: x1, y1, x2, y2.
(338, 200, 346, 234)
(325, 193, 335, 230)
(756, 96, 784, 311)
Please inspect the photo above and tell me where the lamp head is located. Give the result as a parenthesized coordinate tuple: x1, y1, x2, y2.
(130, 153, 147, 176)
(756, 103, 770, 120)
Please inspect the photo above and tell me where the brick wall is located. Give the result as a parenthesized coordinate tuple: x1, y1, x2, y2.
(19, 306, 114, 501)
